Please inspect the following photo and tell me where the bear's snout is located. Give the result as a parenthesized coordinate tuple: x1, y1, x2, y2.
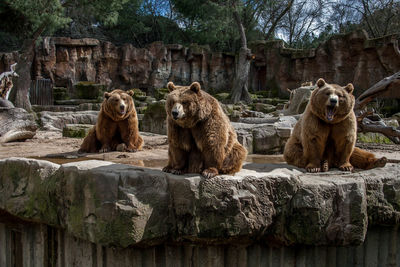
(119, 101, 127, 115)
(172, 110, 179, 119)
(171, 103, 184, 120)
(327, 95, 338, 107)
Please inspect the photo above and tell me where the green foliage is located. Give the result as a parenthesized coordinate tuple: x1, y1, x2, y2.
(1, 0, 399, 55)
(171, 0, 240, 51)
(213, 92, 230, 101)
(1, 0, 129, 44)
(154, 88, 169, 100)
(74, 82, 106, 99)
(357, 133, 393, 144)
(6, 0, 70, 34)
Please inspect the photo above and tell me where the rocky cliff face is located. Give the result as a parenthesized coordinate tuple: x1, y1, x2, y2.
(250, 30, 400, 96)
(1, 30, 399, 96)
(31, 38, 236, 93)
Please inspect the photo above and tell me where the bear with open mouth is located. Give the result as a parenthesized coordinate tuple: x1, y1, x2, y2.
(284, 78, 387, 173)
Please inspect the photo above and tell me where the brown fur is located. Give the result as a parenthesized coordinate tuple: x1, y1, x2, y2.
(79, 89, 143, 153)
(284, 78, 386, 172)
(162, 81, 247, 178)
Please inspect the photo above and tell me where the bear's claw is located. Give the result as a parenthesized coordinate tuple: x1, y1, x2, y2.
(202, 168, 219, 178)
(339, 164, 353, 172)
(99, 147, 110, 153)
(306, 167, 321, 173)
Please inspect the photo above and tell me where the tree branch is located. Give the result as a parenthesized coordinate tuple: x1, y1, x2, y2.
(265, 0, 294, 40)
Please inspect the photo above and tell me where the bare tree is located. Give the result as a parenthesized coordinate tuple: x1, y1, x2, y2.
(329, 0, 400, 37)
(231, 0, 294, 103)
(280, 0, 326, 48)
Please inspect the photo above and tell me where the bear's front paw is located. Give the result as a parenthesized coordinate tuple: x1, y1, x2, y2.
(339, 163, 353, 172)
(306, 164, 320, 173)
(202, 167, 219, 179)
(99, 145, 110, 153)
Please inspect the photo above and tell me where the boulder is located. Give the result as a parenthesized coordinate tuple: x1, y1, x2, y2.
(283, 86, 314, 115)
(140, 100, 167, 135)
(0, 107, 37, 143)
(254, 103, 276, 113)
(39, 110, 98, 131)
(0, 157, 399, 248)
(62, 124, 93, 138)
(74, 82, 106, 99)
(233, 116, 297, 154)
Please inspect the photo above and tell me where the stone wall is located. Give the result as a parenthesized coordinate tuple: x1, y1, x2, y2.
(249, 30, 400, 96)
(1, 30, 399, 96)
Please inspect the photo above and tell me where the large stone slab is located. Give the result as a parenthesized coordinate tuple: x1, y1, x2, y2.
(0, 107, 37, 143)
(38, 110, 98, 131)
(233, 116, 297, 154)
(1, 157, 399, 248)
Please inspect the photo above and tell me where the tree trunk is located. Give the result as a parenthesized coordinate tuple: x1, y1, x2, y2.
(353, 71, 400, 143)
(231, 9, 251, 104)
(231, 47, 252, 103)
(9, 23, 47, 112)
(354, 71, 400, 111)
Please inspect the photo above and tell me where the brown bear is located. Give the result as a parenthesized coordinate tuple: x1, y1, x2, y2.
(284, 78, 386, 172)
(79, 89, 143, 153)
(162, 82, 247, 178)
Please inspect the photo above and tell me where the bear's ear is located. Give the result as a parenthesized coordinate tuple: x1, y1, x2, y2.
(104, 92, 112, 99)
(190, 82, 201, 94)
(167, 81, 175, 92)
(127, 90, 135, 97)
(316, 78, 326, 88)
(344, 83, 354, 94)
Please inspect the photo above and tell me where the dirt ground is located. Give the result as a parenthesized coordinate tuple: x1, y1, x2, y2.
(0, 130, 399, 169)
(0, 131, 170, 168)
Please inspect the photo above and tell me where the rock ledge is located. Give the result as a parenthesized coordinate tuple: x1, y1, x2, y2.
(0, 157, 399, 248)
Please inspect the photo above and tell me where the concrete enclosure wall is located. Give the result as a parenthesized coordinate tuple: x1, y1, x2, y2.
(0, 223, 399, 267)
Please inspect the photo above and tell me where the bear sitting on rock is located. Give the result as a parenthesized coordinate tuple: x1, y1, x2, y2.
(162, 82, 247, 178)
(79, 89, 143, 153)
(284, 78, 386, 172)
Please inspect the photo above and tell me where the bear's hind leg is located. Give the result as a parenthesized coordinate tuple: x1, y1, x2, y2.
(162, 145, 188, 175)
(79, 127, 100, 153)
(187, 147, 204, 174)
(283, 137, 307, 168)
(220, 143, 248, 175)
